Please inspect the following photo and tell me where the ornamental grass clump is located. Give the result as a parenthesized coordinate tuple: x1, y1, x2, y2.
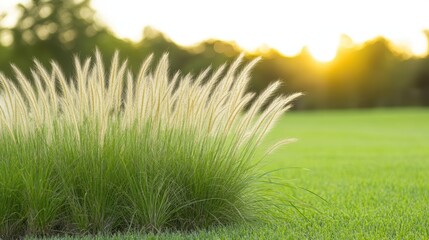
(0, 51, 301, 238)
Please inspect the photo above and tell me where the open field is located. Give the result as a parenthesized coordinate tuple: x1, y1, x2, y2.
(35, 108, 429, 239)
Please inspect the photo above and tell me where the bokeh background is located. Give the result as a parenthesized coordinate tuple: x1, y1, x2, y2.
(1, 0, 429, 110)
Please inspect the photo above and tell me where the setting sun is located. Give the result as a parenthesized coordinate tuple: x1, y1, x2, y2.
(89, 0, 429, 61)
(0, 0, 429, 238)
(307, 35, 340, 62)
(1, 0, 429, 61)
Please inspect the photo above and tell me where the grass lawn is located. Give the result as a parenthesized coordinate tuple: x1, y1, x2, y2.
(35, 108, 429, 239)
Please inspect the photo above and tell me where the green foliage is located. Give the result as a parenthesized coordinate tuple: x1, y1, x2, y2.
(27, 109, 429, 239)
(0, 52, 300, 238)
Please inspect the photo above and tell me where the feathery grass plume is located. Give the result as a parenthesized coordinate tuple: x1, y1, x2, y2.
(0, 51, 302, 238)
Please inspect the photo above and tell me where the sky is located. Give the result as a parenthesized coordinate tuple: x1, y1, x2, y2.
(1, 0, 429, 62)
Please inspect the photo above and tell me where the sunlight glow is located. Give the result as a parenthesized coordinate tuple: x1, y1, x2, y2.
(89, 0, 429, 61)
(1, 0, 429, 61)
(392, 31, 428, 57)
(307, 35, 340, 62)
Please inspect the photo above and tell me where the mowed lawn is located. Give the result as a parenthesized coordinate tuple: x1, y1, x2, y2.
(39, 109, 429, 239)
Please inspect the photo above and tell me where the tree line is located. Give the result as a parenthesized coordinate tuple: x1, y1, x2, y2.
(1, 0, 428, 110)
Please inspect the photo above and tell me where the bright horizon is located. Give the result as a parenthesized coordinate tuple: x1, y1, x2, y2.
(1, 0, 429, 62)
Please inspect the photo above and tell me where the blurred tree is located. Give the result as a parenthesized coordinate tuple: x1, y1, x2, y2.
(414, 58, 429, 106)
(13, 0, 100, 48)
(2, 0, 118, 77)
(0, 0, 428, 109)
